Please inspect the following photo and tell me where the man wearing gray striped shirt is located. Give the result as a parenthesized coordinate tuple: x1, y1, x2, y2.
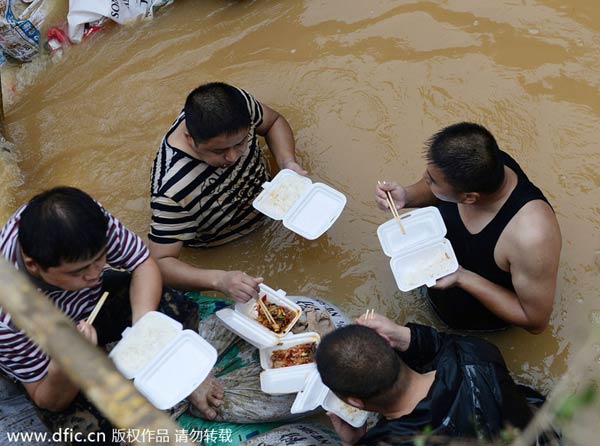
(149, 82, 305, 303)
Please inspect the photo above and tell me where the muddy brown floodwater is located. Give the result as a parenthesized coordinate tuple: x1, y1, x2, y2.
(4, 0, 600, 394)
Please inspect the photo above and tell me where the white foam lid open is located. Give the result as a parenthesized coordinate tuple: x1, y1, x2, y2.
(215, 308, 279, 349)
(135, 330, 217, 410)
(109, 311, 217, 410)
(283, 183, 347, 240)
(291, 368, 369, 428)
(377, 206, 458, 291)
(215, 284, 302, 349)
(252, 169, 346, 240)
(291, 368, 329, 414)
(377, 206, 447, 257)
(260, 364, 316, 395)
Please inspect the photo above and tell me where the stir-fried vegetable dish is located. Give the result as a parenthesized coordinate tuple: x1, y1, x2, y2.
(256, 295, 296, 333)
(271, 342, 317, 368)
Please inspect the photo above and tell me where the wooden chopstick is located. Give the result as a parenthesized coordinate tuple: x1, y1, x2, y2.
(363, 309, 375, 320)
(384, 190, 406, 235)
(86, 291, 109, 325)
(257, 297, 279, 330)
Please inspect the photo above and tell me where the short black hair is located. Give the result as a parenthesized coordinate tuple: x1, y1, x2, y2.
(184, 82, 251, 144)
(18, 186, 108, 269)
(316, 325, 401, 400)
(425, 122, 505, 194)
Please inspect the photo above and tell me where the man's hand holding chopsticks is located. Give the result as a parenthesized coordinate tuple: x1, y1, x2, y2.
(76, 320, 98, 346)
(215, 270, 264, 303)
(375, 181, 407, 212)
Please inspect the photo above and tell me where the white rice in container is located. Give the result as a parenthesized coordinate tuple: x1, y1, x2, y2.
(323, 392, 368, 427)
(111, 312, 179, 376)
(261, 174, 310, 218)
(403, 248, 455, 287)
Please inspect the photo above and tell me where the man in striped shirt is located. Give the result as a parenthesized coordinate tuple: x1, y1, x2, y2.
(0, 187, 223, 440)
(149, 82, 305, 303)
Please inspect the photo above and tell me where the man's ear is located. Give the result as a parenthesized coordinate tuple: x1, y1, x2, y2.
(346, 396, 365, 410)
(460, 192, 480, 205)
(22, 253, 41, 277)
(183, 128, 202, 147)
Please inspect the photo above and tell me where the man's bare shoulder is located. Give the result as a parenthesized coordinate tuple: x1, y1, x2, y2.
(504, 199, 561, 255)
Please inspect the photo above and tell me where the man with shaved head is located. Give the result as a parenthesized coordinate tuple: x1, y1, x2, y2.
(376, 122, 561, 333)
(316, 313, 537, 446)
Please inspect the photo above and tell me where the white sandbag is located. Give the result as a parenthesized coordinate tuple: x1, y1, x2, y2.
(287, 296, 352, 335)
(241, 423, 339, 446)
(0, 0, 40, 63)
(67, 0, 172, 43)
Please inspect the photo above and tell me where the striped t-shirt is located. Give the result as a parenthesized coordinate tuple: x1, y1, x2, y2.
(149, 88, 270, 248)
(0, 204, 149, 382)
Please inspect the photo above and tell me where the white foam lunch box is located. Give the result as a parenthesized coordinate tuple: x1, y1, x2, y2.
(377, 206, 459, 292)
(216, 283, 316, 393)
(215, 283, 302, 349)
(291, 368, 369, 428)
(252, 169, 347, 240)
(109, 311, 217, 410)
(258, 331, 320, 395)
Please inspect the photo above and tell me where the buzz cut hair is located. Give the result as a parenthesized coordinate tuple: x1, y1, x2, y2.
(316, 325, 401, 400)
(425, 122, 505, 194)
(184, 82, 251, 144)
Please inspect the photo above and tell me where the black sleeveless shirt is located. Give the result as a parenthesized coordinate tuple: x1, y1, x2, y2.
(427, 151, 550, 331)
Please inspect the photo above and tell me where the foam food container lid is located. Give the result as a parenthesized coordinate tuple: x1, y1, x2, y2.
(260, 363, 316, 395)
(377, 206, 458, 291)
(215, 283, 302, 349)
(109, 311, 217, 410)
(377, 206, 447, 256)
(283, 183, 347, 240)
(215, 308, 278, 349)
(135, 330, 217, 410)
(291, 368, 329, 414)
(253, 169, 346, 240)
(291, 368, 369, 427)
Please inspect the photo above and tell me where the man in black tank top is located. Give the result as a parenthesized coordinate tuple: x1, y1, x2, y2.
(376, 123, 561, 333)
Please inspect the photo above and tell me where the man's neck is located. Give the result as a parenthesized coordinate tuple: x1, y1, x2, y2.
(381, 369, 436, 420)
(463, 166, 518, 213)
(170, 119, 201, 160)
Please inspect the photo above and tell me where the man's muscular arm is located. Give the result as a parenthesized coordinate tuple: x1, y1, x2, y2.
(435, 201, 561, 333)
